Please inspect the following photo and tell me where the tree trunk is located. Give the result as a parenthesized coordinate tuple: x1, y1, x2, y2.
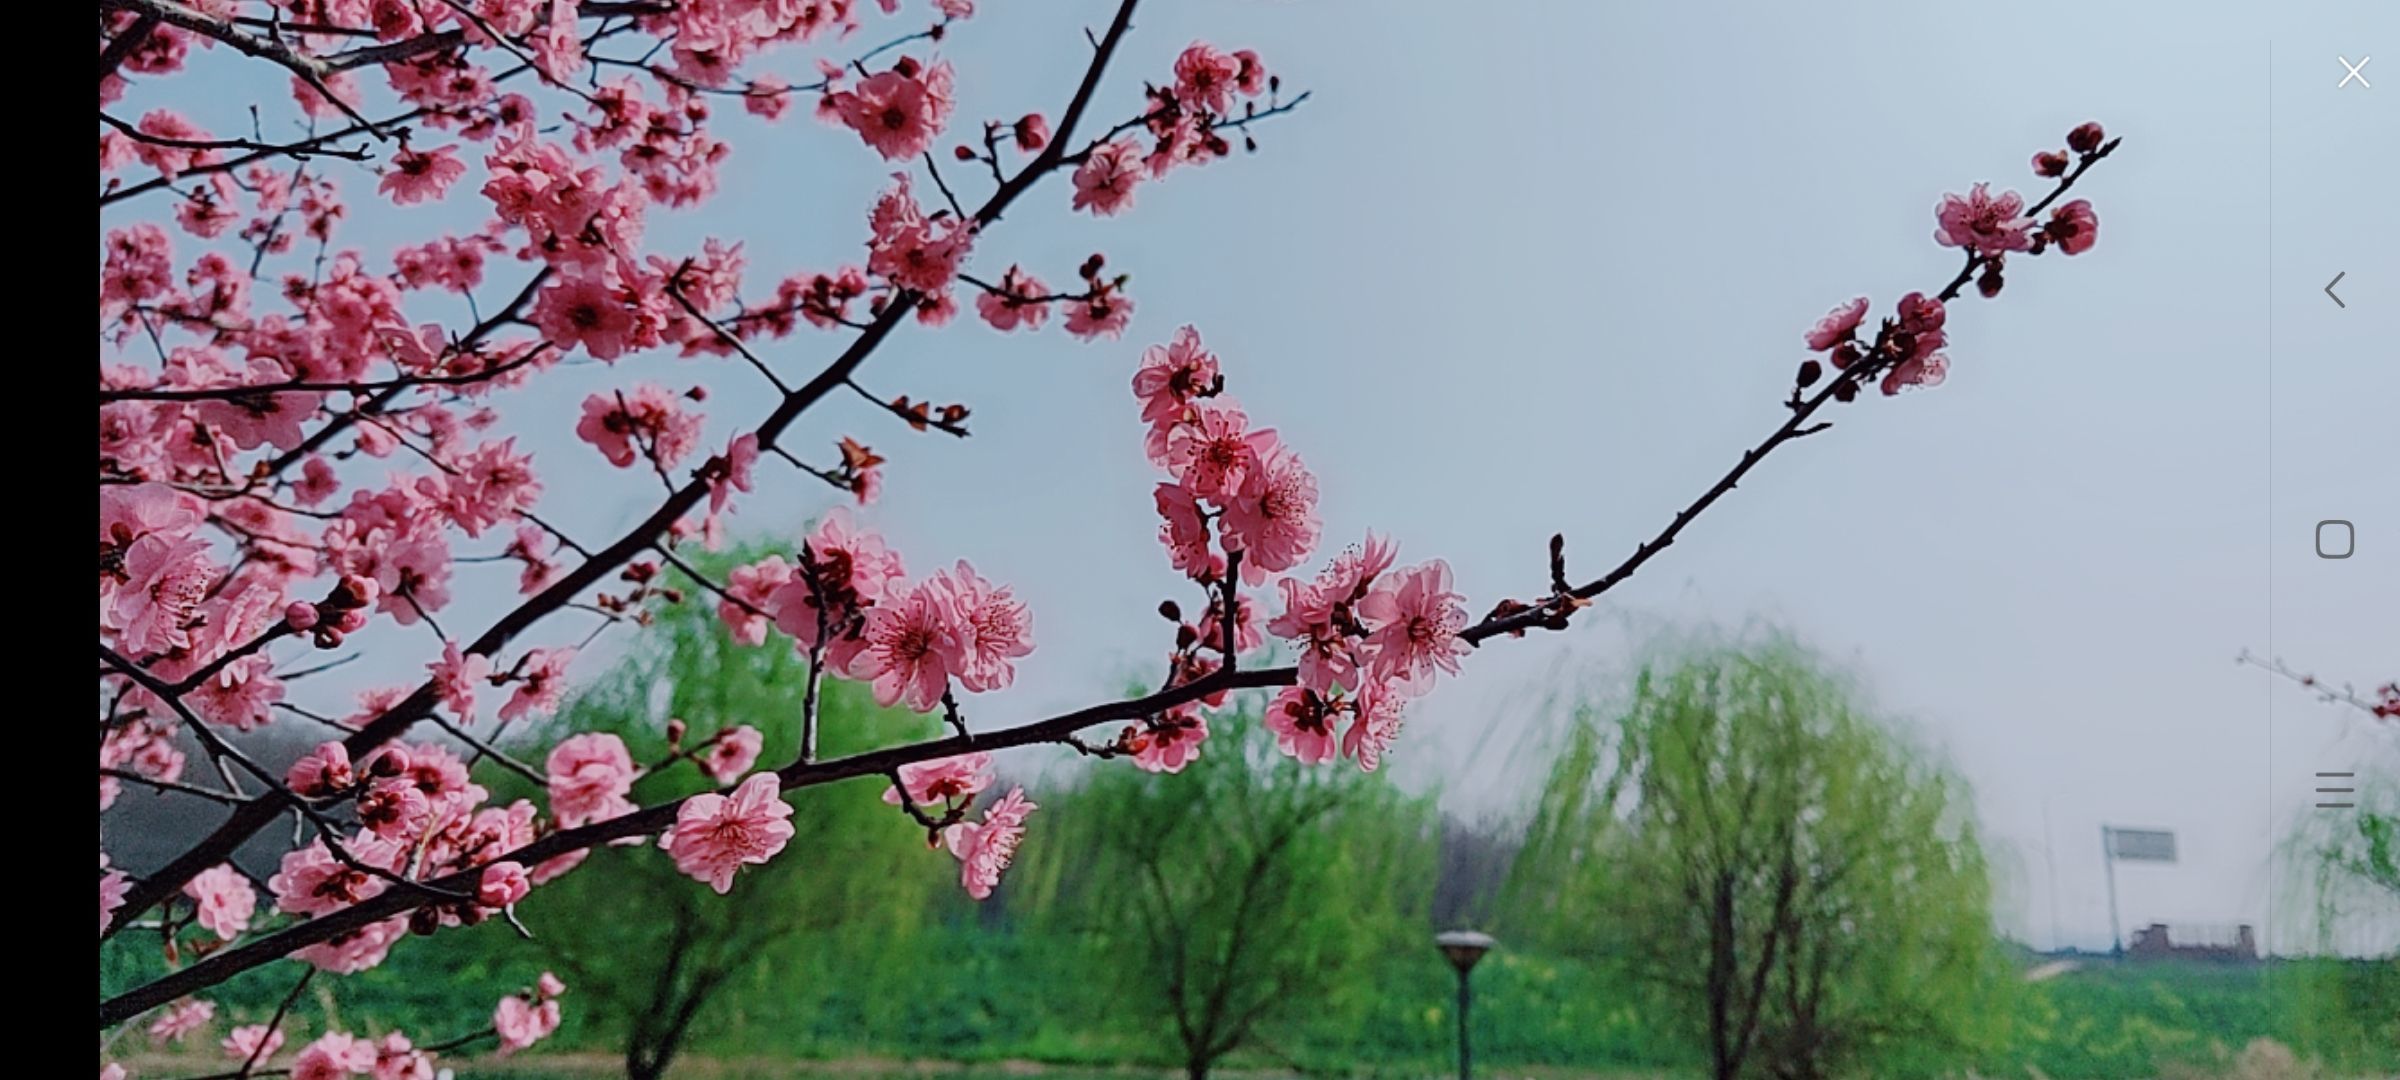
(1186, 1055, 1212, 1080)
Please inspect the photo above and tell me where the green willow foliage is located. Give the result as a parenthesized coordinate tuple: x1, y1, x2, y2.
(1505, 637, 2014, 1080)
(1014, 705, 1440, 1080)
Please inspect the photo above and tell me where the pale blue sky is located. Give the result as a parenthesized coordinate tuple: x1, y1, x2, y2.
(105, 0, 2396, 953)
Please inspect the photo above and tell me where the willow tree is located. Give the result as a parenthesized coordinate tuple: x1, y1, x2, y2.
(1507, 638, 2010, 1080)
(511, 579, 948, 1080)
(1023, 704, 1437, 1080)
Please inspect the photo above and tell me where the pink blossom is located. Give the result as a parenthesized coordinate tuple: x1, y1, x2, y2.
(576, 385, 703, 470)
(944, 786, 1034, 899)
(1804, 297, 1869, 352)
(1131, 708, 1208, 774)
(295, 916, 408, 974)
(769, 509, 907, 649)
(101, 223, 174, 309)
(1172, 43, 1242, 114)
(545, 732, 635, 827)
(1232, 50, 1271, 96)
(707, 433, 759, 516)
(380, 144, 467, 205)
(884, 752, 993, 807)
(1163, 399, 1272, 502)
(929, 561, 1034, 693)
(223, 1024, 286, 1062)
(699, 725, 764, 784)
(132, 109, 212, 178)
(494, 993, 560, 1055)
(664, 772, 795, 893)
(1343, 680, 1409, 772)
(269, 833, 401, 916)
(184, 864, 257, 940)
(1358, 560, 1469, 695)
(370, 1032, 435, 1080)
(1880, 351, 1950, 396)
(719, 556, 790, 645)
(1890, 291, 1948, 375)
(1268, 532, 1400, 694)
(1933, 182, 2034, 255)
(1012, 112, 1049, 153)
(2043, 198, 2099, 256)
(500, 647, 575, 722)
(2066, 121, 2106, 154)
(975, 266, 1051, 332)
(440, 439, 540, 537)
(292, 1032, 376, 1080)
(1134, 325, 1222, 436)
(1154, 481, 1223, 581)
(478, 861, 532, 908)
(530, 848, 590, 885)
(107, 534, 217, 654)
(1070, 139, 1143, 216)
(1063, 286, 1132, 340)
(101, 858, 131, 936)
(429, 642, 491, 722)
(101, 481, 202, 549)
(865, 175, 973, 293)
(287, 741, 356, 798)
(149, 998, 215, 1042)
(1266, 686, 1343, 764)
(1219, 442, 1321, 584)
(536, 274, 642, 361)
(829, 58, 955, 161)
(851, 578, 964, 712)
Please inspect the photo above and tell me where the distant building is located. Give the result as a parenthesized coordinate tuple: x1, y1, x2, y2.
(2126, 922, 2259, 963)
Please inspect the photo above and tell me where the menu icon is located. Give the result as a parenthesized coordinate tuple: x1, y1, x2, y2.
(2315, 771, 2356, 810)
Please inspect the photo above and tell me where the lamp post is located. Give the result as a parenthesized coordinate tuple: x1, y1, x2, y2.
(1434, 930, 1496, 1080)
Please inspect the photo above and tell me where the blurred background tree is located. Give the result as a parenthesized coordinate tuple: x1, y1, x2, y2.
(1505, 636, 2013, 1080)
(504, 552, 949, 1080)
(1014, 704, 1439, 1080)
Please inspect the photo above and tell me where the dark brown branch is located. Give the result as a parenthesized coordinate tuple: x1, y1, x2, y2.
(99, 110, 374, 162)
(98, 346, 548, 404)
(98, 13, 162, 83)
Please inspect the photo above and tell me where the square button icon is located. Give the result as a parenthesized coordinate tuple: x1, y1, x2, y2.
(2315, 520, 2354, 560)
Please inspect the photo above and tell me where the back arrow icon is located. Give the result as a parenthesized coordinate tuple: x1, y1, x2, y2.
(2325, 272, 2346, 308)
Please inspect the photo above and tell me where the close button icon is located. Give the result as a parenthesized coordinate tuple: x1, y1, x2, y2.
(2315, 520, 2355, 560)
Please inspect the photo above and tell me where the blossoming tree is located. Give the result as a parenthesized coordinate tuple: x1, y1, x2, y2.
(97, 0, 2126, 1071)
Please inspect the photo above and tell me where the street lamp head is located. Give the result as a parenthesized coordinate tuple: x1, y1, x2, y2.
(1434, 929, 1497, 974)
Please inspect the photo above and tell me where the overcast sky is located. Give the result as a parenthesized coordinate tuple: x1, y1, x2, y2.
(111, 0, 2396, 955)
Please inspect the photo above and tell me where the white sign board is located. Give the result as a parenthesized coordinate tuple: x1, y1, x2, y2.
(2106, 827, 2177, 863)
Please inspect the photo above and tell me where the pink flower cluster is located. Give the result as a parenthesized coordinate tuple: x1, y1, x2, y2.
(663, 773, 795, 893)
(1070, 43, 1273, 218)
(96, 0, 1319, 1056)
(827, 56, 957, 162)
(1799, 291, 1951, 398)
(1119, 326, 1466, 773)
(494, 972, 567, 1054)
(1795, 122, 2109, 400)
(245, 737, 561, 971)
(1138, 326, 1321, 587)
(712, 510, 1036, 715)
(865, 174, 976, 316)
(880, 751, 1037, 897)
